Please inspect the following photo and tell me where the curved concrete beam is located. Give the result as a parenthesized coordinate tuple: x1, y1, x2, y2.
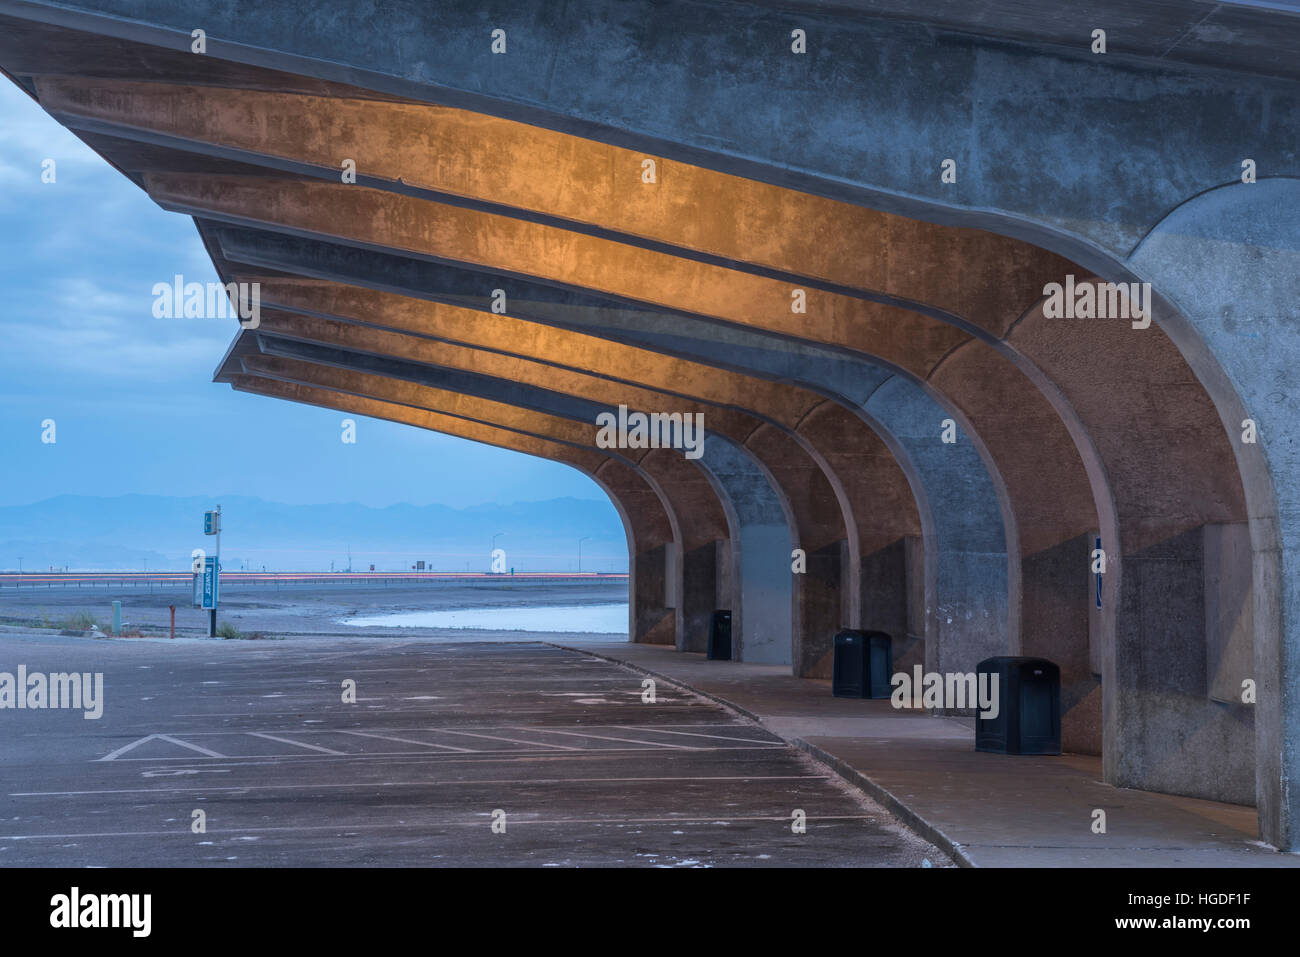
(13, 0, 1296, 256)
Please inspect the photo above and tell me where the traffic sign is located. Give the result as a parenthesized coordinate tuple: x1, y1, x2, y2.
(203, 510, 220, 535)
(201, 556, 220, 610)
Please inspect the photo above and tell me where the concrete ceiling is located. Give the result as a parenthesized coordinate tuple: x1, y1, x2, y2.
(753, 0, 1300, 80)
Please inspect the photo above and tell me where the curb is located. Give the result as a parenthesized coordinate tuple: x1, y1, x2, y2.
(789, 737, 972, 867)
(546, 641, 973, 867)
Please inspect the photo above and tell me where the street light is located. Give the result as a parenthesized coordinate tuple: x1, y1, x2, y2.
(578, 537, 591, 573)
(491, 532, 505, 574)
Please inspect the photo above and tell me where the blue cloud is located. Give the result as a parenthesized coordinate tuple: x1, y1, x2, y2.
(0, 82, 608, 510)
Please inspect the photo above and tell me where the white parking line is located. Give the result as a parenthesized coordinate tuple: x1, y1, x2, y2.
(339, 730, 474, 752)
(89, 743, 782, 763)
(609, 725, 780, 745)
(97, 734, 227, 761)
(433, 728, 582, 750)
(0, 813, 877, 840)
(156, 734, 228, 758)
(246, 732, 344, 755)
(515, 727, 700, 749)
(11, 774, 829, 797)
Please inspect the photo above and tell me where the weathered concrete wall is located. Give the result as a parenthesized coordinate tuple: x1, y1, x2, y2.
(1129, 179, 1300, 842)
(1205, 523, 1255, 707)
(697, 437, 792, 664)
(639, 449, 730, 653)
(1021, 531, 1102, 755)
(1009, 287, 1254, 806)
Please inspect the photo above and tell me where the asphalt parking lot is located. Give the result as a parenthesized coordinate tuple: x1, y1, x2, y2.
(0, 632, 944, 866)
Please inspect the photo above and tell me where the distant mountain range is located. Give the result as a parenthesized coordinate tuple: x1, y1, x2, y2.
(0, 494, 626, 573)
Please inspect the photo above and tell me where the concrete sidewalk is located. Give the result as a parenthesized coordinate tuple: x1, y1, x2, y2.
(559, 641, 1300, 867)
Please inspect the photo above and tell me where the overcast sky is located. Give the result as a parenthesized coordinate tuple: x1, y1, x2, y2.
(0, 80, 605, 509)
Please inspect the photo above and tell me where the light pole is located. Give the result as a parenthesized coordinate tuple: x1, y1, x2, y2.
(17, 556, 22, 575)
(578, 537, 590, 573)
(211, 505, 221, 638)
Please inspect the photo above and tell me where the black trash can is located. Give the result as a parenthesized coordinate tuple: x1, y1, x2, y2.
(832, 629, 893, 698)
(974, 656, 1061, 755)
(707, 610, 732, 660)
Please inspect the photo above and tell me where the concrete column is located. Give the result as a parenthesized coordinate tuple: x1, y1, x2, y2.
(1129, 180, 1300, 846)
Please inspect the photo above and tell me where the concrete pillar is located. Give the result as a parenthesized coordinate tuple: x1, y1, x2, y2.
(1129, 180, 1300, 846)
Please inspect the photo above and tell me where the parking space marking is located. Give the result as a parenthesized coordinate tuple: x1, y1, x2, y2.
(97, 733, 227, 761)
(610, 725, 782, 745)
(513, 727, 701, 749)
(339, 730, 474, 752)
(154, 734, 225, 758)
(246, 732, 344, 755)
(432, 728, 583, 750)
(88, 743, 783, 764)
(11, 774, 829, 798)
(0, 814, 877, 841)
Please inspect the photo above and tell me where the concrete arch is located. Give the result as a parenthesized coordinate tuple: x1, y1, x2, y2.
(239, 299, 909, 676)
(28, 79, 1104, 668)
(1126, 179, 1300, 848)
(793, 399, 925, 671)
(208, 231, 1015, 691)
(234, 346, 800, 666)
(28, 71, 1108, 682)
(697, 435, 793, 665)
(244, 331, 843, 668)
(219, 370, 672, 644)
(635, 449, 731, 653)
(224, 348, 702, 646)
(235, 275, 923, 660)
(1008, 281, 1253, 807)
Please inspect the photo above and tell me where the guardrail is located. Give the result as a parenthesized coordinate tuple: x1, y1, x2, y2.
(0, 571, 629, 589)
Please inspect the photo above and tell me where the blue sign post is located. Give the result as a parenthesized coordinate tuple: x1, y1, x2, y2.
(201, 556, 219, 610)
(203, 505, 221, 637)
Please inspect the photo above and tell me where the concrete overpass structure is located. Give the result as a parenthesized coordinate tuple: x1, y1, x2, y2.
(3, 0, 1297, 849)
